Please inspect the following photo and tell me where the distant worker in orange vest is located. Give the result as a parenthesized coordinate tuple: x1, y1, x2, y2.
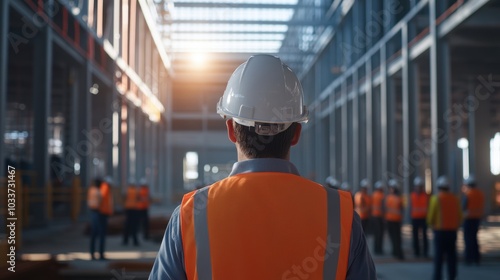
(137, 178, 151, 240)
(385, 179, 404, 260)
(355, 179, 372, 233)
(150, 54, 376, 279)
(123, 178, 140, 246)
(88, 178, 102, 260)
(411, 176, 429, 258)
(372, 180, 386, 255)
(462, 175, 485, 265)
(427, 176, 462, 280)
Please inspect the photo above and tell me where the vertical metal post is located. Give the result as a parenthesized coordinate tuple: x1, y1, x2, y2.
(380, 43, 388, 180)
(341, 79, 348, 181)
(329, 92, 336, 177)
(33, 27, 53, 222)
(429, 0, 451, 191)
(80, 62, 91, 189)
(352, 69, 359, 191)
(365, 58, 373, 189)
(0, 0, 9, 177)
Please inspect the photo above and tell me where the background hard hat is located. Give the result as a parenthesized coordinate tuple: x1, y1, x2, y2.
(104, 176, 113, 185)
(341, 182, 350, 191)
(464, 175, 476, 186)
(388, 179, 399, 189)
(360, 178, 370, 188)
(413, 176, 424, 187)
(436, 176, 449, 188)
(325, 176, 340, 189)
(217, 54, 308, 135)
(139, 178, 148, 186)
(374, 181, 385, 190)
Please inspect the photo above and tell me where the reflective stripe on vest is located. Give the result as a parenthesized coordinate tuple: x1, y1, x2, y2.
(385, 194, 402, 222)
(411, 192, 428, 219)
(465, 189, 484, 219)
(181, 173, 353, 280)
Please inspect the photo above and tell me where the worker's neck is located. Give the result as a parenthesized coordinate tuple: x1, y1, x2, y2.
(235, 145, 290, 161)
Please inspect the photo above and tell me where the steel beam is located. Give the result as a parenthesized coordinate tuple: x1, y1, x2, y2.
(173, 19, 323, 26)
(174, 2, 308, 9)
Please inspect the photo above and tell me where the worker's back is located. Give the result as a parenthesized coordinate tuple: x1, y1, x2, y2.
(180, 172, 353, 280)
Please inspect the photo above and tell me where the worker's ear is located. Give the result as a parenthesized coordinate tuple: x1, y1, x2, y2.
(290, 123, 302, 146)
(226, 119, 237, 143)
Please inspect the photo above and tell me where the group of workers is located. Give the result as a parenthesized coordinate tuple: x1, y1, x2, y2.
(87, 176, 151, 260)
(326, 174, 485, 280)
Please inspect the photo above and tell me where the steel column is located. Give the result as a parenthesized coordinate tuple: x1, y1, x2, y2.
(32, 27, 53, 223)
(341, 80, 348, 181)
(352, 70, 359, 191)
(430, 0, 451, 191)
(380, 43, 388, 180)
(365, 58, 373, 189)
(468, 79, 494, 214)
(0, 0, 9, 177)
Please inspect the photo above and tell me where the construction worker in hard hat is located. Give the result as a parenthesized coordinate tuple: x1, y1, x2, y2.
(88, 176, 113, 260)
(385, 179, 404, 260)
(427, 176, 462, 280)
(355, 179, 372, 233)
(371, 180, 386, 255)
(150, 54, 376, 280)
(462, 175, 485, 265)
(123, 178, 140, 246)
(88, 178, 103, 260)
(411, 176, 429, 258)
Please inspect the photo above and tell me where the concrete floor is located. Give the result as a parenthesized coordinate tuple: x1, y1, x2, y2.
(18, 206, 500, 279)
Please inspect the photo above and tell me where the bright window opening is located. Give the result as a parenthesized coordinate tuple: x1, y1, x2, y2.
(491, 133, 500, 175)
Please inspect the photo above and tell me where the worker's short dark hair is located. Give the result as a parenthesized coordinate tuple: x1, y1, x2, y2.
(233, 122, 297, 159)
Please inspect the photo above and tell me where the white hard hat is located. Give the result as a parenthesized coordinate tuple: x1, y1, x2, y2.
(139, 178, 148, 185)
(413, 176, 424, 187)
(388, 179, 399, 189)
(217, 54, 308, 135)
(374, 181, 385, 190)
(341, 182, 350, 191)
(104, 176, 113, 185)
(325, 176, 340, 189)
(360, 179, 370, 188)
(464, 175, 476, 186)
(436, 176, 449, 188)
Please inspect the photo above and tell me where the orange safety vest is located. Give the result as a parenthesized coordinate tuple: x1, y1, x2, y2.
(436, 192, 460, 230)
(99, 182, 113, 215)
(355, 191, 371, 220)
(124, 186, 138, 210)
(137, 186, 150, 210)
(372, 191, 385, 217)
(465, 188, 484, 219)
(87, 185, 101, 210)
(411, 192, 429, 219)
(180, 173, 353, 280)
(385, 194, 402, 222)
